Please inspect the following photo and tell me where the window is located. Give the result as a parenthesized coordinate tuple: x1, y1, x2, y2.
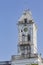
(24, 19, 27, 23)
(22, 53, 24, 56)
(22, 34, 25, 41)
(22, 34, 25, 36)
(21, 46, 25, 50)
(27, 34, 30, 41)
(22, 34, 27, 42)
(21, 30, 23, 32)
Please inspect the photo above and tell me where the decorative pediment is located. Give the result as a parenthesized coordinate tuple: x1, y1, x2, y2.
(18, 9, 33, 24)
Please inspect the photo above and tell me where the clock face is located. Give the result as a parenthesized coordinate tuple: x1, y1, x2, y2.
(24, 27, 28, 32)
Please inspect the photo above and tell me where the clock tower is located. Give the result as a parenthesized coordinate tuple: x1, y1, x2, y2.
(17, 10, 37, 58)
(11, 9, 43, 65)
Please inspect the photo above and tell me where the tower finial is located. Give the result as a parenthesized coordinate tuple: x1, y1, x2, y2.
(23, 9, 32, 15)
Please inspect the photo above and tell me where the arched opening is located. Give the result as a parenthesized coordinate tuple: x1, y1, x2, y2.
(24, 18, 27, 23)
(27, 34, 30, 41)
(21, 45, 31, 57)
(22, 34, 25, 42)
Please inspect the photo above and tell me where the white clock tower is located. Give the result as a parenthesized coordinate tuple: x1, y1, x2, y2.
(11, 10, 43, 65)
(18, 10, 37, 57)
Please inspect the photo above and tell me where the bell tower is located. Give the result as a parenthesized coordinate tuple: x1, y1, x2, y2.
(17, 10, 37, 58)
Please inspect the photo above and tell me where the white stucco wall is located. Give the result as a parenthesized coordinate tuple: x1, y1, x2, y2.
(11, 58, 38, 65)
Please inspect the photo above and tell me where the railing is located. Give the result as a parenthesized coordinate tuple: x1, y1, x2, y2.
(18, 41, 33, 46)
(18, 41, 31, 45)
(11, 54, 38, 60)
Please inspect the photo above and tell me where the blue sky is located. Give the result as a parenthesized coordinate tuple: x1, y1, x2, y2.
(0, 0, 43, 61)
